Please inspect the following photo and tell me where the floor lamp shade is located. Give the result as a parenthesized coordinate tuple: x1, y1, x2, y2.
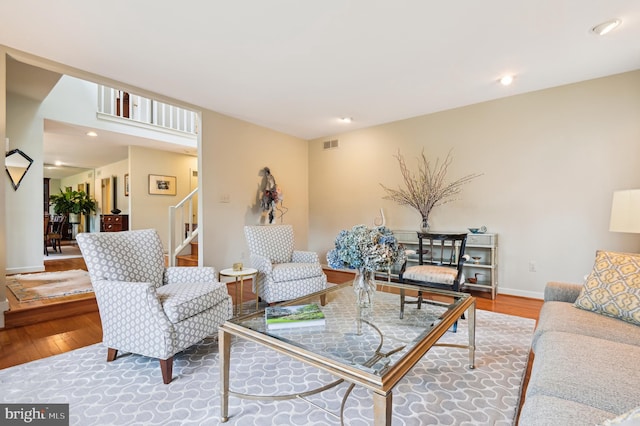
(610, 189, 640, 233)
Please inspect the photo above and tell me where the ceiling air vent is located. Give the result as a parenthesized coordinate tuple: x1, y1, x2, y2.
(323, 139, 339, 150)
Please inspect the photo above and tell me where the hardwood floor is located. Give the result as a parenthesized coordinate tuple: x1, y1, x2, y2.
(1, 261, 543, 421)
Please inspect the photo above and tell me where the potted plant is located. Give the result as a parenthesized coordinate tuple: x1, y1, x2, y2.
(49, 188, 97, 223)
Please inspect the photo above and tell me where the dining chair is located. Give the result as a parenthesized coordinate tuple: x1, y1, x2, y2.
(398, 232, 469, 328)
(45, 214, 66, 255)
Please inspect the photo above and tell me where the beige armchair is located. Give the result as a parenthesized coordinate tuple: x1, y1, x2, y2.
(76, 229, 233, 384)
(244, 225, 327, 304)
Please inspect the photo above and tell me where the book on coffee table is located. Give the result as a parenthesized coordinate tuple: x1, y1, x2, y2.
(265, 303, 325, 330)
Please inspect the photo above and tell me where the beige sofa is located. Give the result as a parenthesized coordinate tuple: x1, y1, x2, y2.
(519, 280, 640, 425)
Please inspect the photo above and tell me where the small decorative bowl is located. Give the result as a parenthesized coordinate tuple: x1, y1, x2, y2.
(468, 226, 487, 234)
(472, 256, 482, 264)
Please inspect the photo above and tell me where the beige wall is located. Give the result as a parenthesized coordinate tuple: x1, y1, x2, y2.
(94, 159, 128, 217)
(200, 110, 309, 270)
(309, 70, 640, 298)
(129, 146, 197, 250)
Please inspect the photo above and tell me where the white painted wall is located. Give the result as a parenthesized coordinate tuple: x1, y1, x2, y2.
(5, 92, 45, 274)
(309, 70, 640, 299)
(40, 75, 196, 148)
(0, 53, 7, 326)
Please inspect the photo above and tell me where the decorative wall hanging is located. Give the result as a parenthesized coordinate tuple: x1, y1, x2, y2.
(124, 173, 130, 196)
(5, 149, 34, 191)
(148, 174, 176, 195)
(259, 167, 287, 224)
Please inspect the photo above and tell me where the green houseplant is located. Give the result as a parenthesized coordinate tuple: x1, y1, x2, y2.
(49, 188, 97, 220)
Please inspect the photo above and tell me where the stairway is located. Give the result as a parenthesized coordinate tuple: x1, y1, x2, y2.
(176, 241, 198, 266)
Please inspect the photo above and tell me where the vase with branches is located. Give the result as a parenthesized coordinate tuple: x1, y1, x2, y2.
(380, 149, 480, 231)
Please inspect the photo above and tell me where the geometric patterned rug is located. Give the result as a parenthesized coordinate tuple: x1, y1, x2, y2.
(0, 310, 534, 425)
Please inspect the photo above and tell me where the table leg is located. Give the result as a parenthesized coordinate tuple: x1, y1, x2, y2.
(238, 276, 244, 316)
(254, 273, 259, 311)
(468, 300, 476, 369)
(219, 328, 231, 422)
(372, 391, 392, 426)
(234, 277, 240, 316)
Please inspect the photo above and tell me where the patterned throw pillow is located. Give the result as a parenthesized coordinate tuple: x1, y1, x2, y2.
(574, 250, 640, 326)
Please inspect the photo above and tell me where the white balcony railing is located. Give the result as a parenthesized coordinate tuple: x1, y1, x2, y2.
(97, 85, 198, 135)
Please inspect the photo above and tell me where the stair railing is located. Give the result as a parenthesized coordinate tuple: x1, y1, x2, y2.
(168, 188, 198, 267)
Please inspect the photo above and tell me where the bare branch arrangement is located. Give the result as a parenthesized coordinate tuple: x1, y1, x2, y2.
(380, 149, 481, 224)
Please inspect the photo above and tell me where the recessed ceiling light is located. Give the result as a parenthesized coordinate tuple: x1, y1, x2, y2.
(499, 75, 514, 86)
(339, 117, 353, 123)
(592, 19, 621, 36)
(54, 161, 63, 166)
(86, 131, 98, 137)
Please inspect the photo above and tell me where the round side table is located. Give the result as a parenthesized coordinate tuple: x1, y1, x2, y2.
(219, 267, 258, 316)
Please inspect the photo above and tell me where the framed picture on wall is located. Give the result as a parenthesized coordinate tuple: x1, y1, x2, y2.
(124, 173, 130, 196)
(148, 174, 176, 195)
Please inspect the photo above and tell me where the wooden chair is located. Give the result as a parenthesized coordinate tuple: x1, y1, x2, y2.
(398, 232, 469, 326)
(45, 214, 66, 255)
(43, 215, 50, 255)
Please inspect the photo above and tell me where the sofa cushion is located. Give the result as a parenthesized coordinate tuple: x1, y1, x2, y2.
(602, 406, 640, 426)
(532, 301, 640, 349)
(157, 282, 229, 323)
(519, 394, 614, 426)
(403, 265, 458, 285)
(528, 330, 640, 416)
(574, 250, 640, 326)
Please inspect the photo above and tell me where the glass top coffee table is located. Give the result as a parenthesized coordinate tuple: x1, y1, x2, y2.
(219, 279, 476, 425)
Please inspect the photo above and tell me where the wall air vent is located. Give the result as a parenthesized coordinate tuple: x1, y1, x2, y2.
(323, 139, 339, 150)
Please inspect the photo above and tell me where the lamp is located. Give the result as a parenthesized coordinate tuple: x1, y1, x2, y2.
(609, 189, 640, 233)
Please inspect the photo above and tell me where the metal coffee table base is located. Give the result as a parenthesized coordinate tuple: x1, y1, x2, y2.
(219, 284, 475, 426)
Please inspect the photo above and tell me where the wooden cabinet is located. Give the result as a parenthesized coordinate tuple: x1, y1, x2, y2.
(101, 214, 129, 232)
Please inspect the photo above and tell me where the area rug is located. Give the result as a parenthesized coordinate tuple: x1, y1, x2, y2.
(0, 310, 534, 425)
(44, 244, 83, 260)
(6, 269, 92, 302)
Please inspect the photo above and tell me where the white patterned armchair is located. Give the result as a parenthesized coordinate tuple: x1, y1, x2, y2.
(76, 229, 232, 384)
(244, 225, 327, 304)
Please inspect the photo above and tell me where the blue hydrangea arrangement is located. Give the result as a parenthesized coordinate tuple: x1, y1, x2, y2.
(327, 225, 406, 272)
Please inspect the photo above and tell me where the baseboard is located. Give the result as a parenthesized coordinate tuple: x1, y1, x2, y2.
(6, 265, 46, 275)
(498, 287, 543, 300)
(0, 298, 8, 328)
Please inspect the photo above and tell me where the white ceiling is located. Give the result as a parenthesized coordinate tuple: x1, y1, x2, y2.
(1, 1, 639, 142)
